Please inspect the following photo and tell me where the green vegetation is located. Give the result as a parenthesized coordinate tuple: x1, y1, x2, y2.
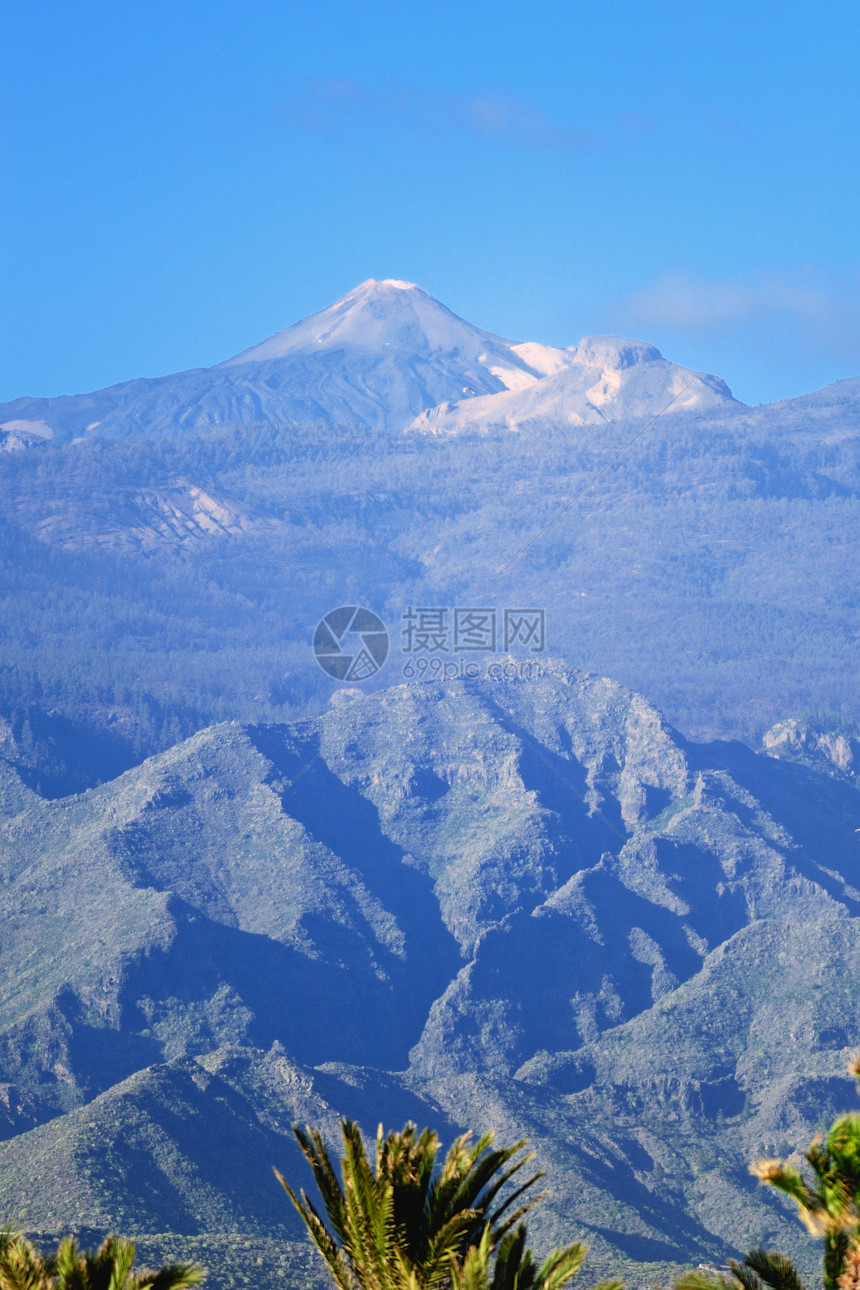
(281, 1120, 618, 1290)
(281, 1121, 542, 1289)
(0, 1231, 202, 1290)
(0, 666, 858, 1269)
(0, 396, 858, 795)
(448, 1224, 619, 1290)
(675, 1063, 860, 1290)
(32, 1237, 328, 1290)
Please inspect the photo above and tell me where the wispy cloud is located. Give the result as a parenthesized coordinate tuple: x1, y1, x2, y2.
(280, 77, 597, 151)
(618, 267, 860, 366)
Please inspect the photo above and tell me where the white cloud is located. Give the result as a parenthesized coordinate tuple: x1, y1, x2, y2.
(619, 267, 860, 364)
(280, 77, 596, 151)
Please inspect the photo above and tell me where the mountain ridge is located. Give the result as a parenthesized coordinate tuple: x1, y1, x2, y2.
(407, 337, 739, 434)
(0, 281, 740, 445)
(0, 276, 858, 1289)
(0, 667, 858, 1274)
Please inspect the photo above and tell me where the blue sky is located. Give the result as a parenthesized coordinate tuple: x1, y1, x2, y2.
(2, 0, 858, 405)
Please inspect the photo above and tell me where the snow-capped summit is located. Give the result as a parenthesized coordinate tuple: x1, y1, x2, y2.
(408, 332, 739, 435)
(570, 336, 663, 369)
(221, 279, 439, 364)
(220, 278, 568, 395)
(0, 280, 741, 443)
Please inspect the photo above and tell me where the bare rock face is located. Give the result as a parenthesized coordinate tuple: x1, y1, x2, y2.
(762, 718, 859, 778)
(0, 669, 858, 1270)
(406, 332, 738, 436)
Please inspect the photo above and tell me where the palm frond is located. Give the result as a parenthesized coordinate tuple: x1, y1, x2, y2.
(0, 1234, 53, 1290)
(451, 1231, 495, 1290)
(294, 1124, 352, 1246)
(421, 1212, 483, 1283)
(672, 1271, 739, 1290)
(824, 1231, 853, 1290)
(532, 1242, 587, 1290)
(135, 1264, 204, 1290)
(488, 1226, 529, 1290)
(726, 1260, 763, 1290)
(54, 1238, 83, 1290)
(743, 1249, 807, 1290)
(0, 1236, 23, 1266)
(280, 1119, 594, 1290)
(276, 1173, 354, 1290)
(98, 1236, 137, 1290)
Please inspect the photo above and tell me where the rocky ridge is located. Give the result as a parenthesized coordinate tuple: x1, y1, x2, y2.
(0, 666, 858, 1275)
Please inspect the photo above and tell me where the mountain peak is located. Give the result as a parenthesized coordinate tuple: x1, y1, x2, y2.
(218, 277, 534, 374)
(338, 278, 426, 304)
(219, 278, 477, 367)
(0, 280, 742, 444)
(572, 336, 664, 370)
(363, 277, 421, 291)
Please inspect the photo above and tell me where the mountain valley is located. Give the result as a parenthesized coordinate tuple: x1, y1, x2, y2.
(0, 282, 857, 802)
(0, 667, 858, 1283)
(0, 281, 858, 1287)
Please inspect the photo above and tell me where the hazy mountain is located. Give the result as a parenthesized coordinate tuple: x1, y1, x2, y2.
(218, 278, 568, 387)
(0, 281, 564, 443)
(0, 280, 856, 778)
(0, 281, 736, 445)
(408, 336, 739, 435)
(1, 278, 858, 1290)
(0, 667, 858, 1279)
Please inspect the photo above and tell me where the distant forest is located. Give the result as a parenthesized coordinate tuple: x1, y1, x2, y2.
(0, 405, 857, 794)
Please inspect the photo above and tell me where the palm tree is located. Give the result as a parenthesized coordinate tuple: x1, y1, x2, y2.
(450, 1222, 622, 1290)
(0, 1232, 203, 1290)
(672, 1248, 807, 1290)
(748, 1088, 860, 1290)
(277, 1119, 607, 1290)
(0, 1230, 53, 1290)
(674, 1060, 860, 1290)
